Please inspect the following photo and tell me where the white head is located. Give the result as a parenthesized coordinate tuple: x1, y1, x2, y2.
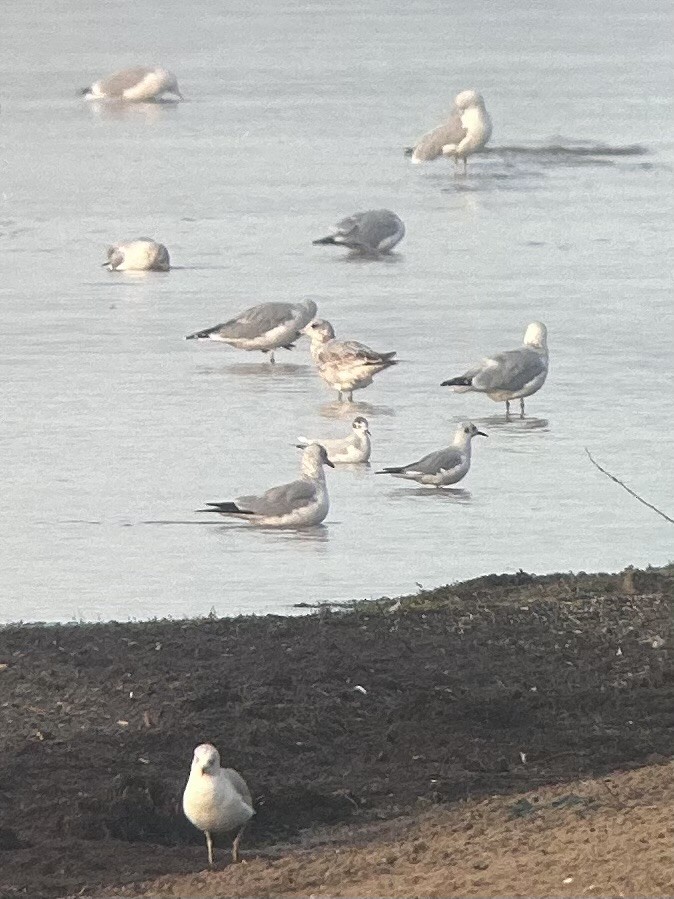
(454, 421, 488, 445)
(300, 443, 335, 475)
(191, 743, 221, 775)
(302, 319, 335, 344)
(523, 321, 548, 350)
(352, 416, 370, 436)
(454, 90, 484, 111)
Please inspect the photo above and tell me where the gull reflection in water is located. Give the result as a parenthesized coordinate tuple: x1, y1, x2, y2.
(319, 400, 395, 420)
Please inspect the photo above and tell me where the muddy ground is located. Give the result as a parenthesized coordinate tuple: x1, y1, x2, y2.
(0, 566, 672, 898)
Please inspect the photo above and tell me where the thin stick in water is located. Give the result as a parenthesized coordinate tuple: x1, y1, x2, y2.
(585, 448, 674, 525)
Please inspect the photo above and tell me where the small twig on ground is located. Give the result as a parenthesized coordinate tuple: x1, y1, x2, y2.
(585, 448, 674, 525)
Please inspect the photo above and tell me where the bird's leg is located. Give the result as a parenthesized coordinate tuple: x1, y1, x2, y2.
(269, 351, 276, 365)
(462, 157, 467, 174)
(519, 398, 525, 418)
(206, 830, 214, 867)
(231, 824, 247, 863)
(505, 400, 511, 420)
(337, 390, 342, 402)
(347, 390, 354, 402)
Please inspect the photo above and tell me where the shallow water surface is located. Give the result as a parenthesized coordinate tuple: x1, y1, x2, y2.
(0, 0, 672, 621)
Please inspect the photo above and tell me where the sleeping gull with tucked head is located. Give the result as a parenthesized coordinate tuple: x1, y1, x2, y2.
(313, 210, 405, 255)
(441, 322, 549, 419)
(186, 300, 317, 364)
(103, 238, 170, 271)
(409, 90, 492, 172)
(198, 443, 334, 528)
(182, 743, 253, 866)
(297, 416, 371, 464)
(81, 66, 183, 102)
(377, 421, 487, 488)
(303, 319, 397, 402)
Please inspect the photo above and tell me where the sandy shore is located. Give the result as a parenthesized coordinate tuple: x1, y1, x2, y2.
(0, 566, 671, 898)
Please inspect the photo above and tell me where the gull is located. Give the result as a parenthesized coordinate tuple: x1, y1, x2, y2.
(377, 422, 487, 487)
(80, 66, 183, 102)
(103, 238, 170, 272)
(409, 90, 492, 172)
(198, 443, 334, 528)
(182, 743, 253, 867)
(186, 300, 317, 364)
(313, 210, 405, 255)
(297, 416, 371, 464)
(441, 322, 549, 419)
(303, 319, 397, 401)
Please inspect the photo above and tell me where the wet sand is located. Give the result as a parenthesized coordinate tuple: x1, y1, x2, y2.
(0, 566, 672, 898)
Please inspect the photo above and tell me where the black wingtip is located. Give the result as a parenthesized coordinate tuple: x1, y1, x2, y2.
(441, 376, 471, 387)
(403, 146, 414, 157)
(312, 236, 336, 246)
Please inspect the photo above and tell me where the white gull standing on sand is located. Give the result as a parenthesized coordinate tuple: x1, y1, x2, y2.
(297, 417, 371, 464)
(182, 743, 253, 866)
(198, 443, 334, 528)
(103, 238, 170, 272)
(80, 66, 183, 101)
(377, 422, 487, 487)
(409, 90, 492, 171)
(186, 300, 317, 364)
(441, 322, 549, 419)
(303, 319, 397, 401)
(313, 210, 405, 255)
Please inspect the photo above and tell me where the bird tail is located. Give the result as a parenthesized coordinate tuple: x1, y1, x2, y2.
(312, 235, 337, 246)
(379, 351, 397, 361)
(441, 375, 472, 387)
(79, 87, 92, 96)
(403, 146, 414, 157)
(185, 326, 217, 340)
(196, 502, 254, 515)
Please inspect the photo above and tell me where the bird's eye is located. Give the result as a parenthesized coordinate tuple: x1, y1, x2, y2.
(464, 427, 470, 433)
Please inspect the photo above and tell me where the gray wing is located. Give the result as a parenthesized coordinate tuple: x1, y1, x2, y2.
(472, 348, 546, 392)
(224, 768, 253, 809)
(411, 111, 466, 161)
(403, 448, 464, 475)
(97, 67, 153, 96)
(215, 303, 298, 340)
(335, 210, 402, 250)
(320, 339, 396, 366)
(236, 479, 316, 516)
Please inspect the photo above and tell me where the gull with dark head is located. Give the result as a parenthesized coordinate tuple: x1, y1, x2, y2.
(377, 422, 487, 488)
(303, 319, 397, 402)
(186, 300, 317, 364)
(81, 66, 183, 102)
(441, 322, 549, 420)
(313, 210, 405, 255)
(182, 743, 253, 867)
(297, 417, 371, 464)
(409, 90, 492, 172)
(103, 238, 170, 271)
(198, 444, 334, 528)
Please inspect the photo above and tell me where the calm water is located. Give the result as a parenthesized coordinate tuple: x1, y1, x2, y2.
(1, 0, 672, 622)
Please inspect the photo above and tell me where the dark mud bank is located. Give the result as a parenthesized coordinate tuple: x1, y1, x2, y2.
(0, 566, 672, 898)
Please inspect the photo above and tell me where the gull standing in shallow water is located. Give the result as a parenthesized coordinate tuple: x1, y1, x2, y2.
(441, 322, 549, 419)
(313, 210, 405, 255)
(377, 422, 487, 487)
(198, 444, 334, 528)
(80, 66, 183, 101)
(186, 300, 317, 363)
(182, 744, 253, 866)
(409, 90, 492, 172)
(297, 417, 371, 464)
(103, 238, 170, 271)
(303, 319, 397, 401)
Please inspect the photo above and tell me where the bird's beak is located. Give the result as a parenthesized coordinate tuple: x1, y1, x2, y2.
(476, 431, 488, 437)
(365, 429, 371, 436)
(325, 459, 335, 468)
(101, 261, 110, 268)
